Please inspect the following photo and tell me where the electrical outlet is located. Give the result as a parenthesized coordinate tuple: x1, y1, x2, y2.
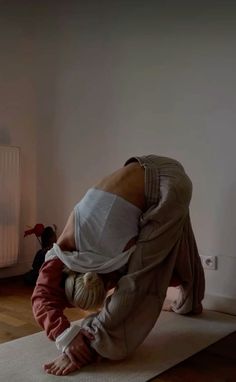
(200, 255, 217, 270)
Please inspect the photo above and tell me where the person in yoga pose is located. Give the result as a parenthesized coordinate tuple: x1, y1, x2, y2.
(32, 155, 205, 376)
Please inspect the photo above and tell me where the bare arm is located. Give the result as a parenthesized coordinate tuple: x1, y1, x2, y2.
(56, 211, 76, 251)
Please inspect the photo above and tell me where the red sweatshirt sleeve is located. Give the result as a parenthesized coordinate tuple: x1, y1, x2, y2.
(31, 258, 72, 341)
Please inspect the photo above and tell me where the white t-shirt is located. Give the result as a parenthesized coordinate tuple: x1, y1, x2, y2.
(46, 188, 141, 273)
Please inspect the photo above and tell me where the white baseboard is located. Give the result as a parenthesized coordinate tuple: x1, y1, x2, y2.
(203, 293, 236, 316)
(166, 287, 236, 316)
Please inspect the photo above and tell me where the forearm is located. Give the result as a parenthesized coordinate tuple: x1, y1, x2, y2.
(31, 258, 71, 341)
(31, 257, 96, 360)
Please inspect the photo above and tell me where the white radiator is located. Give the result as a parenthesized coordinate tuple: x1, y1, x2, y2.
(0, 145, 20, 268)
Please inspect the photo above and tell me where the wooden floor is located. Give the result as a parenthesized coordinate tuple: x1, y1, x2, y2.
(0, 276, 236, 382)
(0, 275, 88, 344)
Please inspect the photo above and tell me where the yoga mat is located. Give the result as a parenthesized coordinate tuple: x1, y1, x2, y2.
(0, 310, 235, 382)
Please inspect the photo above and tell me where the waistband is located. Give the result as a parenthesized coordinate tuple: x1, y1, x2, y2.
(124, 155, 190, 207)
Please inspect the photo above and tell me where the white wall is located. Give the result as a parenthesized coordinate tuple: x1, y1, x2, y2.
(0, 2, 39, 276)
(1, 1, 236, 312)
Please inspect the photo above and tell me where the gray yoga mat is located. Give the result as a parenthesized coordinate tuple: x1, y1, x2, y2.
(0, 310, 236, 382)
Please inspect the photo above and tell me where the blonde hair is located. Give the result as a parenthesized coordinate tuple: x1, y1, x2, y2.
(64, 270, 106, 311)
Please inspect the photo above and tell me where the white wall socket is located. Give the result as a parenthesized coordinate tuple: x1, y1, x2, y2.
(200, 255, 217, 270)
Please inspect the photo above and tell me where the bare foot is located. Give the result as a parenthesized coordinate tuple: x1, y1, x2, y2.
(44, 354, 78, 376)
(162, 299, 173, 312)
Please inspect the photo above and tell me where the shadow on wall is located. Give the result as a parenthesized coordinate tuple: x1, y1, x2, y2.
(218, 182, 236, 256)
(215, 182, 236, 302)
(0, 127, 11, 145)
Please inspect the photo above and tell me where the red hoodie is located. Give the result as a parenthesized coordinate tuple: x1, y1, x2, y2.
(31, 258, 72, 341)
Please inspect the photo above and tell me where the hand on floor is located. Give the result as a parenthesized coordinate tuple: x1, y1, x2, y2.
(44, 354, 78, 376)
(162, 299, 173, 312)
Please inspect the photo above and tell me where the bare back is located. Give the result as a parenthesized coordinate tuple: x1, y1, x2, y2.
(94, 162, 145, 211)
